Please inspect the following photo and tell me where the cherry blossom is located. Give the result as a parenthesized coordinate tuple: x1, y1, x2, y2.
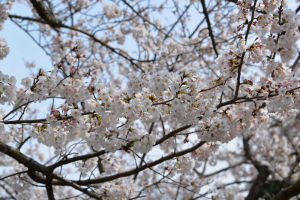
(0, 0, 299, 199)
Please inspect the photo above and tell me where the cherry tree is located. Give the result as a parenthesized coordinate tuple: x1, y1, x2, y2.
(0, 0, 300, 199)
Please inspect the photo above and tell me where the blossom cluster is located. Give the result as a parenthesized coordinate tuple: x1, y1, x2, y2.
(0, 0, 299, 199)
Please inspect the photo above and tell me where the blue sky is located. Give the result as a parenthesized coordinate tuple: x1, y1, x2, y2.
(0, 2, 51, 85)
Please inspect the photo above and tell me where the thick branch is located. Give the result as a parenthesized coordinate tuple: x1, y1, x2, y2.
(29, 0, 61, 29)
(0, 141, 102, 199)
(0, 141, 50, 174)
(273, 180, 300, 200)
(246, 165, 270, 200)
(243, 137, 270, 200)
(45, 175, 55, 200)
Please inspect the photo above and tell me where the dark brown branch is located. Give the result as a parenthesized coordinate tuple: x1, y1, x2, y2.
(0, 124, 192, 175)
(200, 0, 218, 57)
(18, 136, 31, 150)
(8, 14, 45, 25)
(246, 165, 270, 200)
(52, 174, 102, 200)
(1, 112, 94, 124)
(273, 180, 300, 200)
(0, 141, 102, 199)
(0, 171, 28, 181)
(45, 175, 55, 200)
(48, 124, 192, 170)
(225, 0, 237, 3)
(154, 125, 192, 146)
(296, 5, 300, 13)
(243, 137, 270, 200)
(29, 0, 61, 29)
(234, 0, 257, 99)
(291, 51, 300, 70)
(27, 169, 48, 184)
(73, 141, 205, 185)
(0, 141, 50, 174)
(49, 150, 106, 170)
(0, 183, 17, 200)
(2, 118, 47, 124)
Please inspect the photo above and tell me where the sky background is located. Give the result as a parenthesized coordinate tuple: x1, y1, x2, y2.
(0, 2, 52, 85)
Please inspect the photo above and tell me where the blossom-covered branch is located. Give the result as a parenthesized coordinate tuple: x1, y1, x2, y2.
(0, 0, 299, 199)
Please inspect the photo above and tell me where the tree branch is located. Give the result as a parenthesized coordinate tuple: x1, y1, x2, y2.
(291, 51, 300, 70)
(202, 160, 247, 178)
(154, 125, 192, 146)
(49, 150, 106, 170)
(73, 141, 206, 185)
(273, 180, 300, 200)
(0, 141, 50, 174)
(243, 137, 270, 200)
(45, 175, 55, 200)
(29, 0, 61, 30)
(8, 14, 145, 72)
(164, 4, 191, 40)
(234, 0, 257, 99)
(0, 141, 102, 199)
(200, 0, 218, 57)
